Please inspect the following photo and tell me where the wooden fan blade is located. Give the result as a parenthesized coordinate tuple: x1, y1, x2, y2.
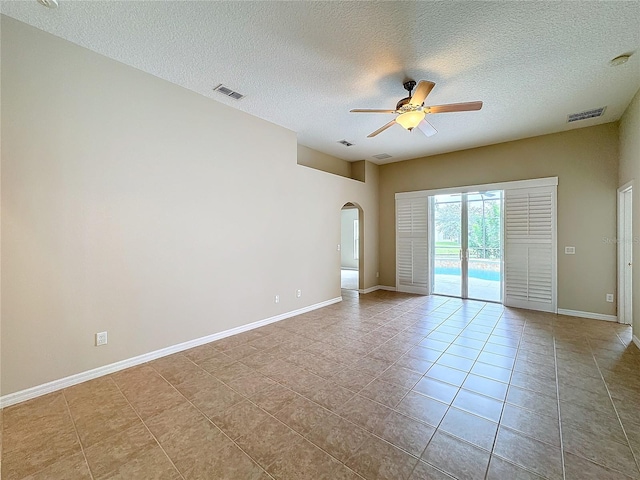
(426, 101, 483, 113)
(367, 120, 396, 138)
(417, 119, 438, 137)
(350, 109, 397, 114)
(409, 81, 436, 106)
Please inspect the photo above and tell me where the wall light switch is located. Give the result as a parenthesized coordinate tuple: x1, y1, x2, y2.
(296, 289, 302, 298)
(565, 246, 576, 255)
(606, 294, 614, 303)
(275, 295, 279, 304)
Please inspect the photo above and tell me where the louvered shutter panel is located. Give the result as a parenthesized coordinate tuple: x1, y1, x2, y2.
(396, 196, 429, 294)
(504, 186, 557, 312)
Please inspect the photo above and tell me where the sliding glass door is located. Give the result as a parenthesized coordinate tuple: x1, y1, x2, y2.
(467, 192, 502, 301)
(431, 194, 463, 297)
(430, 191, 502, 302)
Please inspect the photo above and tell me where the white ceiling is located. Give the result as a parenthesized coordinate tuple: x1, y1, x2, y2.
(2, 1, 639, 164)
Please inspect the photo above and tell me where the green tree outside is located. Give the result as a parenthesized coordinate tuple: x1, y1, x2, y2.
(435, 198, 501, 259)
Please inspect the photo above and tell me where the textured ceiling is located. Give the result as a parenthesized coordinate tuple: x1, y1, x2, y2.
(2, 1, 639, 164)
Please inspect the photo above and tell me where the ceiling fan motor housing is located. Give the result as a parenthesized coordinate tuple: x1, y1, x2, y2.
(403, 80, 416, 92)
(396, 80, 418, 110)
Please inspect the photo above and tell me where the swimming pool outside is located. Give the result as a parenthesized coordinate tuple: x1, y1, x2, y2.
(435, 267, 500, 281)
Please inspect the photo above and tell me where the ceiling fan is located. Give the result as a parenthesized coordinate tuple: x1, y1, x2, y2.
(350, 80, 483, 138)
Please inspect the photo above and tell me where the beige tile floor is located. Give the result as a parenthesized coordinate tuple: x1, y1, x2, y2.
(341, 269, 359, 291)
(2, 290, 640, 480)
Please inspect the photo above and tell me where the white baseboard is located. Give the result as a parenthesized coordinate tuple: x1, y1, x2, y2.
(358, 285, 398, 294)
(633, 335, 640, 350)
(0, 297, 342, 409)
(378, 285, 397, 291)
(557, 308, 618, 322)
(359, 285, 380, 294)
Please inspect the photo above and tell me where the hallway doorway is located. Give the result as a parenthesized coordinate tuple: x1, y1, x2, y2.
(618, 182, 633, 325)
(341, 203, 361, 291)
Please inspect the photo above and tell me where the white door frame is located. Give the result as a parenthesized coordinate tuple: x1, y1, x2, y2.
(461, 193, 470, 299)
(617, 181, 633, 325)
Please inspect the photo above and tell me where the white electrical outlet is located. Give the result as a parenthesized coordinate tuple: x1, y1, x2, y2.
(95, 331, 108, 346)
(565, 246, 576, 255)
(296, 289, 302, 298)
(275, 295, 279, 304)
(606, 293, 614, 303)
(337, 244, 341, 251)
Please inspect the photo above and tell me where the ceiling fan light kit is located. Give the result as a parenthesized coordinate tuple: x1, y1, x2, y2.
(396, 110, 425, 130)
(350, 80, 483, 138)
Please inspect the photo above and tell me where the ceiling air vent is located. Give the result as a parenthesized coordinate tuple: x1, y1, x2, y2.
(338, 140, 354, 147)
(373, 153, 392, 160)
(213, 84, 245, 100)
(567, 107, 606, 123)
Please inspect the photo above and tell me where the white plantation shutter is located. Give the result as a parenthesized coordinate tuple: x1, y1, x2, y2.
(504, 186, 557, 312)
(396, 196, 429, 294)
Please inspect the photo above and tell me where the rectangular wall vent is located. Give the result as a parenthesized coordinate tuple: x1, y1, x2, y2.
(213, 84, 245, 100)
(338, 140, 354, 147)
(373, 153, 392, 160)
(567, 107, 606, 123)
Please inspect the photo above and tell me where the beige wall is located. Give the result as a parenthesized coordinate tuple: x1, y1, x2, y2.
(619, 87, 640, 338)
(351, 161, 366, 183)
(379, 124, 620, 316)
(0, 17, 379, 396)
(297, 144, 353, 179)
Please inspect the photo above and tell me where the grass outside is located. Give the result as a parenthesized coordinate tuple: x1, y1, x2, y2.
(435, 241, 460, 256)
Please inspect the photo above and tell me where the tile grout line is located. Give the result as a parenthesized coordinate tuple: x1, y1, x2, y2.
(8, 294, 635, 480)
(268, 295, 463, 412)
(84, 298, 632, 477)
(406, 300, 504, 479)
(482, 315, 525, 480)
(215, 345, 400, 480)
(334, 298, 498, 477)
(400, 299, 471, 479)
(496, 321, 637, 478)
(6, 301, 426, 480)
(144, 364, 282, 480)
(60, 391, 96, 480)
(414, 306, 567, 480)
(488, 318, 570, 479)
(343, 296, 451, 363)
(108, 378, 187, 480)
(552, 329, 567, 480)
(587, 337, 640, 476)
(438, 303, 501, 453)
(353, 300, 458, 399)
(148, 360, 367, 480)
(156, 297, 469, 478)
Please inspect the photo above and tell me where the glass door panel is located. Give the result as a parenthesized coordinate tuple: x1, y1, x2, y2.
(431, 194, 462, 297)
(467, 191, 502, 301)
